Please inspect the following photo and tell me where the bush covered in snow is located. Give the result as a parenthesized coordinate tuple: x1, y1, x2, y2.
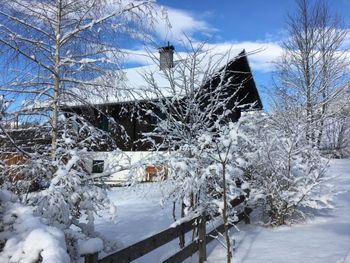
(243, 111, 333, 226)
(0, 188, 70, 263)
(26, 149, 117, 260)
(0, 115, 118, 261)
(142, 107, 334, 228)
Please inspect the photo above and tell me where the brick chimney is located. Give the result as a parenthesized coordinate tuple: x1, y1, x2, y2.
(159, 42, 175, 70)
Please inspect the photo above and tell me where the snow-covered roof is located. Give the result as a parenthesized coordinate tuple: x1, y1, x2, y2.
(64, 48, 247, 107)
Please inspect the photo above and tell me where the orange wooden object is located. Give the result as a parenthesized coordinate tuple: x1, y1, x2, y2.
(0, 153, 30, 181)
(145, 165, 158, 175)
(145, 165, 168, 182)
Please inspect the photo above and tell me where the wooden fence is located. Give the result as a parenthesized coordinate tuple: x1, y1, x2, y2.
(84, 196, 252, 263)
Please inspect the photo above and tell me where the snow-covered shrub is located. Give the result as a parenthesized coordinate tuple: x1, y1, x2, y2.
(198, 120, 257, 262)
(245, 111, 333, 226)
(27, 149, 117, 260)
(0, 115, 118, 261)
(0, 98, 44, 195)
(0, 155, 54, 198)
(132, 120, 251, 262)
(23, 115, 118, 260)
(198, 122, 251, 217)
(0, 188, 70, 263)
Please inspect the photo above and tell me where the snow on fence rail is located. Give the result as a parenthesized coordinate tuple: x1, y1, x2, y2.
(83, 195, 252, 263)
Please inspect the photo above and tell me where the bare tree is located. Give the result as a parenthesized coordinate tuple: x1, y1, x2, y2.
(132, 42, 258, 262)
(200, 122, 251, 263)
(0, 0, 159, 158)
(0, 2, 164, 258)
(274, 0, 349, 145)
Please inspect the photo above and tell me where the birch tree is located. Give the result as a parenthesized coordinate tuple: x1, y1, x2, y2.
(274, 0, 349, 145)
(0, 2, 163, 259)
(0, 0, 159, 158)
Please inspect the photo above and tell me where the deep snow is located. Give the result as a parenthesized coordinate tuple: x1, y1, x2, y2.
(0, 190, 70, 263)
(206, 158, 350, 263)
(95, 158, 350, 263)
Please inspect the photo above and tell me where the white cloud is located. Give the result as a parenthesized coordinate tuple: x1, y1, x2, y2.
(343, 29, 350, 47)
(153, 5, 216, 43)
(122, 3, 289, 73)
(119, 1, 285, 72)
(205, 41, 283, 72)
(121, 48, 155, 66)
(123, 40, 284, 73)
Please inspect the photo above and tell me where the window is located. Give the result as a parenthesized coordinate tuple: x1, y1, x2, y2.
(92, 160, 104, 173)
(100, 115, 109, 132)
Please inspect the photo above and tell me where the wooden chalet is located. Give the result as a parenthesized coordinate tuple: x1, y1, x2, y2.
(66, 46, 262, 151)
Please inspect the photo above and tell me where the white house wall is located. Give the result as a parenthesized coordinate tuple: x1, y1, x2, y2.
(81, 151, 162, 185)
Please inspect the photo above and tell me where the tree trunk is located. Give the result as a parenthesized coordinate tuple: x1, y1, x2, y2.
(317, 102, 326, 148)
(172, 201, 177, 221)
(222, 162, 232, 263)
(51, 1, 62, 159)
(179, 201, 186, 248)
(317, 46, 329, 148)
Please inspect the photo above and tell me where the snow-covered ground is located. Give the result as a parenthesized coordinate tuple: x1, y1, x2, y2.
(96, 158, 350, 263)
(95, 183, 186, 262)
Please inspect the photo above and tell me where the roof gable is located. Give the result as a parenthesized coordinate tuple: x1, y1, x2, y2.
(65, 49, 262, 109)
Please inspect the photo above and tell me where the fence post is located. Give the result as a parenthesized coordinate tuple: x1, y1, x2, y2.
(198, 215, 207, 263)
(84, 253, 98, 263)
(244, 207, 251, 224)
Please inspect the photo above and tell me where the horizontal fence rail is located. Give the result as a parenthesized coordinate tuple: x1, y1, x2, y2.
(162, 208, 252, 263)
(99, 216, 199, 263)
(84, 194, 252, 263)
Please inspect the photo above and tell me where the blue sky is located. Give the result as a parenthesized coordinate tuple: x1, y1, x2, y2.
(125, 0, 350, 108)
(1, 0, 348, 112)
